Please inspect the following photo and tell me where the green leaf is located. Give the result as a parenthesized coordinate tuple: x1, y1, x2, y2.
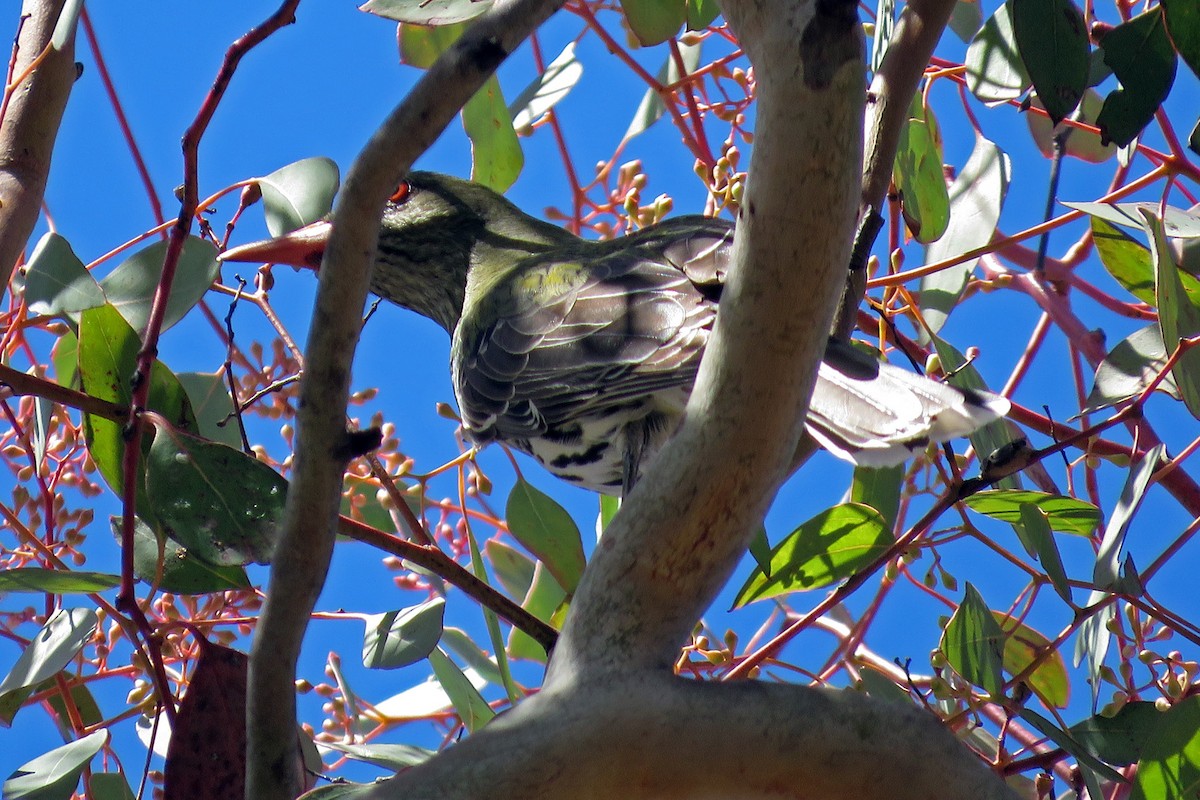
(23, 232, 105, 318)
(625, 40, 701, 140)
(1145, 211, 1200, 418)
(505, 479, 585, 594)
(177, 371, 242, 448)
(114, 515, 251, 595)
(1095, 444, 1164, 589)
(510, 42, 583, 134)
(360, 0, 491, 25)
(850, 465, 903, 533)
(1018, 504, 1072, 604)
(440, 627, 505, 686)
(732, 504, 892, 607)
(948, 0, 983, 43)
(300, 783, 377, 800)
(1162, 0, 1200, 81)
(941, 583, 1005, 696)
(398, 21, 463, 68)
(1096, 9, 1178, 147)
(1020, 708, 1126, 789)
(965, 2, 1030, 103)
(43, 679, 103, 736)
(0, 568, 119, 594)
(99, 237, 219, 334)
(507, 562, 564, 662)
(1071, 701, 1160, 766)
(921, 134, 1010, 334)
(870, 0, 895, 71)
(362, 598, 446, 669)
(1084, 324, 1181, 414)
(259, 156, 340, 237)
(428, 648, 494, 732)
(317, 740, 434, 771)
(964, 489, 1100, 536)
(50, 0, 82, 51)
(856, 667, 914, 705)
(483, 539, 535, 601)
(927, 336, 1019, 487)
(1093, 218, 1157, 305)
(747, 526, 771, 577)
(1063, 201, 1200, 237)
(686, 0, 720, 29)
(144, 427, 287, 566)
(87, 772, 137, 800)
(341, 475, 404, 535)
(1026, 90, 1116, 163)
(620, 0, 686, 46)
(598, 493, 620, 531)
(994, 612, 1069, 708)
(0, 608, 98, 722)
(895, 102, 950, 244)
(1131, 696, 1200, 800)
(3, 729, 108, 800)
(1011, 0, 1088, 124)
(464, 75, 522, 192)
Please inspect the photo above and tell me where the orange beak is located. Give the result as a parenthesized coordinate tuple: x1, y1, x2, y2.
(219, 220, 332, 269)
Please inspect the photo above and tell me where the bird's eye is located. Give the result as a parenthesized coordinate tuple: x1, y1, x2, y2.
(389, 181, 412, 204)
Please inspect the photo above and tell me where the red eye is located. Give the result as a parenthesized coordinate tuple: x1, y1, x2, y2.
(389, 181, 411, 204)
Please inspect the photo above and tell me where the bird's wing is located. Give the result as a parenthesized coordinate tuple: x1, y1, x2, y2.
(453, 220, 733, 442)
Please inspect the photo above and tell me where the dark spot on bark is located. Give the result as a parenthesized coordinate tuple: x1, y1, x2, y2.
(336, 427, 382, 461)
(467, 35, 508, 74)
(800, 0, 862, 89)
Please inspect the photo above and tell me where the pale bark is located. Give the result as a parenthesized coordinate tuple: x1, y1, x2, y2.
(261, 0, 1018, 797)
(327, 1, 1013, 798)
(0, 0, 77, 289)
(245, 0, 565, 796)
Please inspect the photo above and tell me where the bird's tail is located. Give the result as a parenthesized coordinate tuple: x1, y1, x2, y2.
(806, 340, 1010, 468)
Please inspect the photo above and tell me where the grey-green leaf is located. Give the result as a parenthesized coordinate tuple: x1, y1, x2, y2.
(965, 2, 1030, 103)
(1094, 444, 1164, 589)
(259, 156, 340, 237)
(3, 729, 108, 800)
(0, 608, 98, 705)
(23, 232, 105, 318)
(359, 0, 492, 24)
(921, 135, 1010, 334)
(1084, 325, 1181, 414)
(1145, 211, 1200, 418)
(1011, 0, 1088, 124)
(428, 648, 494, 732)
(625, 40, 701, 140)
(145, 428, 287, 566)
(362, 598, 446, 670)
(510, 42, 583, 134)
(0, 569, 119, 594)
(99, 237, 220, 333)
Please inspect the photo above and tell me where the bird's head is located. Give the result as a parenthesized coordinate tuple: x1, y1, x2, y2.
(221, 171, 565, 332)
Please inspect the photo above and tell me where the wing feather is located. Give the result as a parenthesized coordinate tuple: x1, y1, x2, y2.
(453, 223, 732, 443)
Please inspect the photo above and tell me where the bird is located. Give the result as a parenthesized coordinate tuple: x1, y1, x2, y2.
(221, 171, 1009, 495)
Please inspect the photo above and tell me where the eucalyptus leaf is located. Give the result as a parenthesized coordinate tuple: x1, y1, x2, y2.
(259, 156, 340, 237)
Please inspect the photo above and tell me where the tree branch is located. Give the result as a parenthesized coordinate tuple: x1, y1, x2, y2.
(246, 0, 565, 796)
(0, 0, 76, 289)
(834, 0, 957, 338)
(341, 1, 1016, 798)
